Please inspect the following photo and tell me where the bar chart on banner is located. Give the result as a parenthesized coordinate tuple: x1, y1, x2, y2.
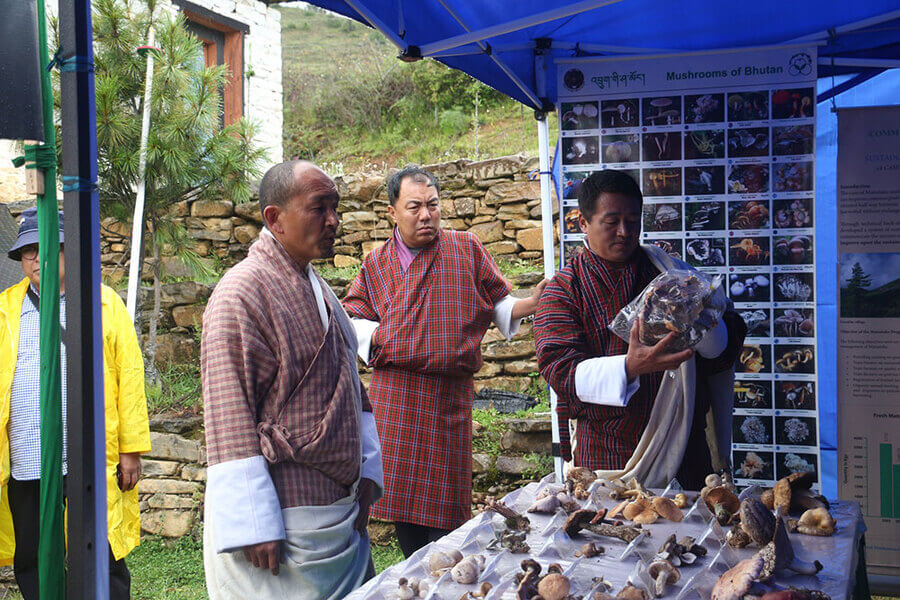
(848, 434, 900, 520)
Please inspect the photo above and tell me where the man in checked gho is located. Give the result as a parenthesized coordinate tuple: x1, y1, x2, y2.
(342, 166, 546, 557)
(201, 161, 383, 599)
(534, 170, 746, 490)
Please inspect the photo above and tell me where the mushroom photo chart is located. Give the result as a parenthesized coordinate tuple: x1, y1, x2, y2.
(557, 47, 821, 491)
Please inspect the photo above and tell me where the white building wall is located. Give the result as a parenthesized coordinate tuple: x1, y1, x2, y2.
(174, 0, 283, 163)
(0, 0, 283, 205)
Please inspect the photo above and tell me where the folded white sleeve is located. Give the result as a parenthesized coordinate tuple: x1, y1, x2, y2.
(492, 294, 522, 340)
(350, 317, 380, 365)
(574, 355, 641, 407)
(695, 318, 728, 359)
(359, 411, 384, 498)
(206, 455, 285, 553)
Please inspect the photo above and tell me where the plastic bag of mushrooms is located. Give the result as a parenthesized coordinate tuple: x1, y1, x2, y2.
(609, 270, 727, 352)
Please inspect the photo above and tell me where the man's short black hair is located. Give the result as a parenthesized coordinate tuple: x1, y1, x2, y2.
(258, 160, 305, 223)
(577, 169, 643, 221)
(387, 165, 440, 206)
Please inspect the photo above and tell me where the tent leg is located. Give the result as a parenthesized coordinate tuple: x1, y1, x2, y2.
(536, 112, 564, 482)
(59, 0, 108, 598)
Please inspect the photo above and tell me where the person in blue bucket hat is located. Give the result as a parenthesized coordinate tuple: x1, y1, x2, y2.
(0, 207, 151, 599)
(5, 207, 64, 261)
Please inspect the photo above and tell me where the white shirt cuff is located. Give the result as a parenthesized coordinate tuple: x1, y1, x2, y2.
(359, 412, 384, 499)
(206, 455, 285, 553)
(350, 317, 380, 365)
(492, 294, 522, 340)
(574, 355, 640, 407)
(695, 318, 728, 359)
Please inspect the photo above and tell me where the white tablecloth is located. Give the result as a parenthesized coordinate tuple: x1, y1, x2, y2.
(348, 478, 865, 600)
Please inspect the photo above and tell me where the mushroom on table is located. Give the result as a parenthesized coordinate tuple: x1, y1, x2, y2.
(618, 583, 651, 600)
(711, 556, 765, 600)
(757, 515, 823, 578)
(648, 560, 681, 597)
(740, 497, 776, 546)
(787, 507, 836, 536)
(705, 486, 741, 525)
(564, 509, 645, 543)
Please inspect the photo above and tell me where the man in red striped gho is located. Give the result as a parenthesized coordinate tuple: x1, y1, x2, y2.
(343, 166, 546, 557)
(534, 170, 746, 491)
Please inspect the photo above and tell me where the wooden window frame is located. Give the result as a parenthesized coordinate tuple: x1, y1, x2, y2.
(176, 1, 247, 127)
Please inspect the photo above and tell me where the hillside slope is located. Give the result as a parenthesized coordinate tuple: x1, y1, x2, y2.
(277, 5, 557, 170)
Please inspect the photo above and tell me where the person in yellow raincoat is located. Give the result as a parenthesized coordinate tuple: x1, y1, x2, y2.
(0, 208, 151, 599)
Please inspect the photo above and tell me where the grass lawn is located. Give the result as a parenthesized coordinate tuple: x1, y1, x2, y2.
(128, 534, 403, 599)
(1, 534, 404, 600)
(128, 536, 207, 600)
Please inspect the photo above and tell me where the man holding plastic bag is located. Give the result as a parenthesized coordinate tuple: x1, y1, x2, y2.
(534, 170, 746, 490)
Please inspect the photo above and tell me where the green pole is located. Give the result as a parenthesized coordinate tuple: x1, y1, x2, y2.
(35, 0, 66, 597)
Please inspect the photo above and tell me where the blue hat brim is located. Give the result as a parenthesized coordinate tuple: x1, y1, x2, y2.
(7, 230, 64, 261)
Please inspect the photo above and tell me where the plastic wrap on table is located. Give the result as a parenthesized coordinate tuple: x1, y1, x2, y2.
(609, 269, 726, 351)
(354, 482, 863, 600)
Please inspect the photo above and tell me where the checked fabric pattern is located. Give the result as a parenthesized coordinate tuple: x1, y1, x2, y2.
(534, 246, 663, 469)
(202, 233, 365, 508)
(343, 230, 510, 529)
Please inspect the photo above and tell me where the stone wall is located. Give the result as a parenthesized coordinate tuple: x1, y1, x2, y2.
(140, 417, 207, 538)
(3, 155, 556, 391)
(327, 154, 558, 268)
(138, 413, 552, 539)
(96, 153, 557, 393)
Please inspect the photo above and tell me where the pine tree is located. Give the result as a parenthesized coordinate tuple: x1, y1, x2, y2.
(87, 0, 267, 373)
(845, 262, 872, 293)
(844, 261, 873, 317)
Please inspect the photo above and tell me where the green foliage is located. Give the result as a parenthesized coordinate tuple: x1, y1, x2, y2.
(495, 258, 543, 278)
(472, 407, 507, 457)
(439, 108, 470, 136)
(371, 538, 404, 573)
(525, 376, 551, 406)
(128, 535, 206, 599)
(91, 0, 265, 286)
(94, 1, 265, 217)
(522, 452, 555, 480)
(278, 6, 527, 166)
(316, 263, 362, 282)
(145, 363, 202, 414)
(472, 397, 550, 458)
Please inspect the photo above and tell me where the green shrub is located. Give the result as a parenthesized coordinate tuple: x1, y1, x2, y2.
(522, 452, 555, 480)
(145, 363, 202, 414)
(439, 108, 469, 135)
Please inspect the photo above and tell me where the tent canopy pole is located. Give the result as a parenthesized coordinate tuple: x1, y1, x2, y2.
(786, 8, 900, 43)
(343, 0, 407, 50)
(534, 41, 563, 480)
(58, 0, 108, 597)
(419, 0, 624, 57)
(432, 0, 543, 109)
(536, 112, 564, 481)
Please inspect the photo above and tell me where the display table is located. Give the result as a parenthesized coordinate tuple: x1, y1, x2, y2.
(348, 477, 866, 600)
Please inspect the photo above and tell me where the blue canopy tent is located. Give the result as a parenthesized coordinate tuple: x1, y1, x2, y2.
(276, 1, 900, 108)
(281, 0, 900, 511)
